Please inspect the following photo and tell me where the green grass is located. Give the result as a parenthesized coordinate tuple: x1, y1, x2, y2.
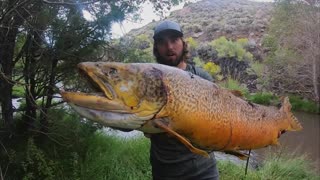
(247, 93, 319, 113)
(247, 92, 279, 106)
(79, 134, 320, 180)
(289, 96, 319, 114)
(79, 133, 151, 180)
(218, 153, 319, 180)
(218, 78, 249, 96)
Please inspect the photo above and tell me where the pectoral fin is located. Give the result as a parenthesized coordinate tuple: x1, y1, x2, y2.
(153, 119, 210, 158)
(224, 150, 249, 160)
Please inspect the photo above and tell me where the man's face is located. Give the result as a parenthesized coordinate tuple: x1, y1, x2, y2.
(155, 32, 184, 67)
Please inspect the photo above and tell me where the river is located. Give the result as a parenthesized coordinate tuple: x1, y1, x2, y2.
(251, 112, 320, 173)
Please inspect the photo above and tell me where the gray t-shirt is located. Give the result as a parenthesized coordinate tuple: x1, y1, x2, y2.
(150, 64, 219, 180)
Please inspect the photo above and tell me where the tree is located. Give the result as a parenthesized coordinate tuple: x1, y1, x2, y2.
(264, 0, 320, 102)
(0, 0, 185, 133)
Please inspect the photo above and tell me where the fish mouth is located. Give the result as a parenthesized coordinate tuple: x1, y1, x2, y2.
(78, 63, 114, 100)
(60, 64, 131, 113)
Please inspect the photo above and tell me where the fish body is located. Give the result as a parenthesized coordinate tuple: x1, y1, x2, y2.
(61, 62, 302, 157)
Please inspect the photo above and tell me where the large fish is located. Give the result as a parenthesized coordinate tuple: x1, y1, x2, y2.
(60, 62, 302, 158)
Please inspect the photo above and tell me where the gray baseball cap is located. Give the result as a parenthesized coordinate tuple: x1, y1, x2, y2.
(153, 20, 183, 40)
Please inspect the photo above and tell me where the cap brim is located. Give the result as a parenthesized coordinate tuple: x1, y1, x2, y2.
(153, 29, 183, 40)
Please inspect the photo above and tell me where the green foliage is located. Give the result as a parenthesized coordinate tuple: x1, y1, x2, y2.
(245, 93, 319, 113)
(186, 37, 198, 50)
(263, 0, 319, 101)
(114, 35, 155, 63)
(203, 62, 221, 76)
(79, 133, 151, 180)
(266, 47, 300, 66)
(193, 56, 205, 67)
(236, 38, 249, 47)
(1, 108, 98, 179)
(210, 36, 253, 61)
(258, 152, 319, 180)
(14, 33, 27, 58)
(247, 62, 268, 90)
(262, 34, 278, 54)
(289, 96, 319, 114)
(12, 85, 25, 98)
(249, 62, 264, 77)
(218, 77, 249, 96)
(247, 92, 279, 106)
(218, 152, 319, 180)
(218, 161, 260, 179)
(193, 58, 222, 80)
(21, 138, 57, 180)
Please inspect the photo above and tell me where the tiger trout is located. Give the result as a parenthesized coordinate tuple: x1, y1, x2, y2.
(60, 62, 302, 159)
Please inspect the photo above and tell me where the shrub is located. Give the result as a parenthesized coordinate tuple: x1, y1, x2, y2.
(203, 62, 221, 76)
(289, 96, 319, 113)
(210, 36, 253, 61)
(247, 92, 279, 105)
(218, 78, 249, 96)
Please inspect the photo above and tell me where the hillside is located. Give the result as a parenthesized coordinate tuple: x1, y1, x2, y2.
(127, 0, 273, 52)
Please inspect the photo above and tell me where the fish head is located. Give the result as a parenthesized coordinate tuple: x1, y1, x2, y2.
(60, 62, 167, 130)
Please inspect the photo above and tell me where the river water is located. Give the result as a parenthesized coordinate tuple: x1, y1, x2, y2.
(252, 112, 320, 173)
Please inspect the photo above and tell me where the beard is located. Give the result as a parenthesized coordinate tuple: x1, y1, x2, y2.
(156, 52, 184, 67)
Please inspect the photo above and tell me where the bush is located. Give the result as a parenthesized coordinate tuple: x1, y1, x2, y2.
(218, 78, 249, 96)
(1, 108, 98, 179)
(21, 138, 57, 180)
(203, 62, 221, 76)
(210, 36, 253, 61)
(247, 92, 279, 105)
(193, 56, 205, 67)
(186, 37, 198, 50)
(12, 85, 25, 98)
(289, 96, 319, 114)
(262, 34, 278, 54)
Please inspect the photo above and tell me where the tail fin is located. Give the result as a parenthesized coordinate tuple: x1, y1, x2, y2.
(280, 97, 303, 131)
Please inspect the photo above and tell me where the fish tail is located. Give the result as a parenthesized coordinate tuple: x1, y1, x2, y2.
(280, 97, 303, 131)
